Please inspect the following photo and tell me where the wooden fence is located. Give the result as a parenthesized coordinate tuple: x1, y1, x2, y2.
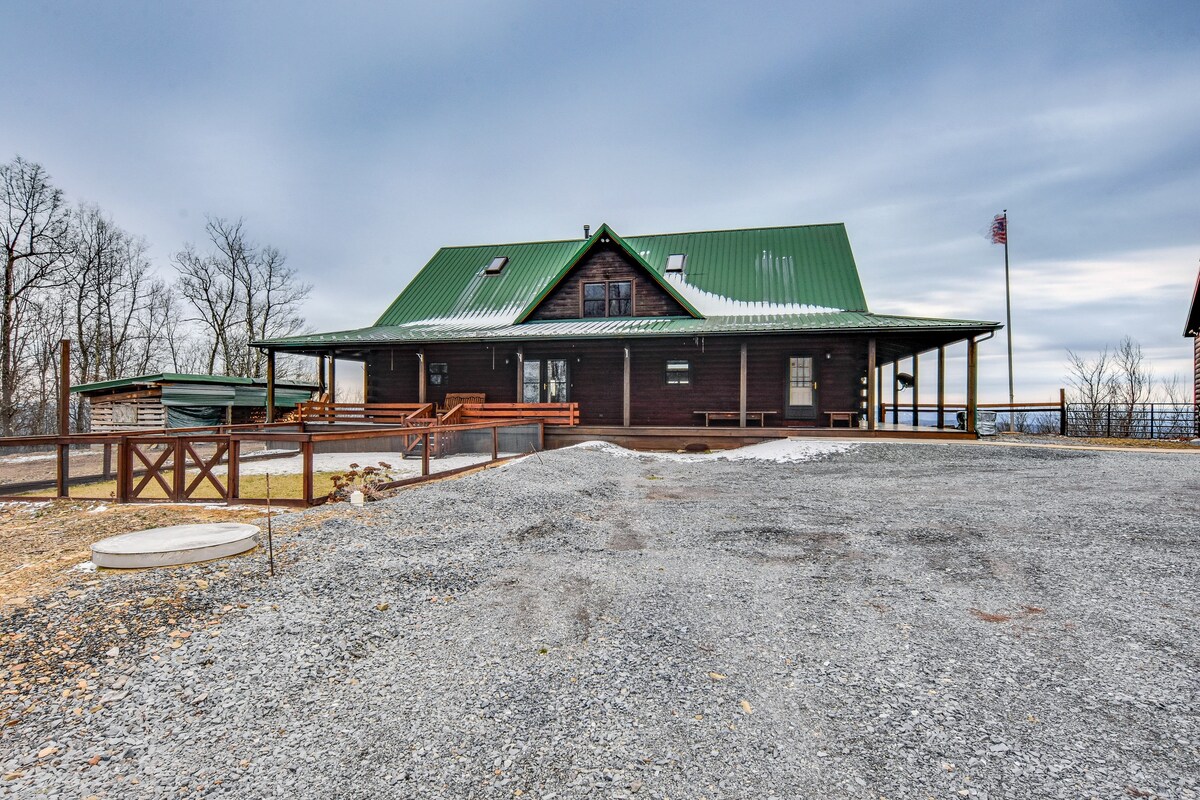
(0, 412, 552, 506)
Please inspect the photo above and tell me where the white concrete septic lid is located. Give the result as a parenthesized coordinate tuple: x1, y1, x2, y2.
(91, 523, 260, 569)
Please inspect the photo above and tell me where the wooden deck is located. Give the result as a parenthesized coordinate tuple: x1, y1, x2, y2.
(544, 423, 975, 451)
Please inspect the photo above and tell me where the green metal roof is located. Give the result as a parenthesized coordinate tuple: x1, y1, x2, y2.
(369, 222, 867, 329)
(71, 372, 316, 396)
(257, 222, 998, 350)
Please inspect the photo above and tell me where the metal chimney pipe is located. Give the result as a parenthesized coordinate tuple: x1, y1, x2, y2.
(583, 225, 590, 239)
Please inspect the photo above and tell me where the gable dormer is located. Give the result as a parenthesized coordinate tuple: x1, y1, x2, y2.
(518, 225, 699, 323)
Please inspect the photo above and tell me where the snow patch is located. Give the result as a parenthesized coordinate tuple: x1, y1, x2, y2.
(0, 452, 58, 464)
(568, 438, 855, 463)
(664, 274, 841, 316)
(73, 561, 98, 572)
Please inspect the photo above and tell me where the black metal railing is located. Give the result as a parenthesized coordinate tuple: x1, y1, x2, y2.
(1064, 403, 1197, 439)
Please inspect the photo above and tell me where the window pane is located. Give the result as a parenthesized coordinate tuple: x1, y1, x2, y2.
(523, 360, 541, 403)
(608, 282, 631, 316)
(583, 299, 606, 317)
(788, 357, 813, 406)
(583, 283, 605, 299)
(665, 360, 690, 385)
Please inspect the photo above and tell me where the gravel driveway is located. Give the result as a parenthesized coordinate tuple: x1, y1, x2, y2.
(2, 440, 1197, 799)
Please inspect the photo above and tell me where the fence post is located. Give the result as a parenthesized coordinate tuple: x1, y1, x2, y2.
(1059, 388, 1067, 436)
(116, 437, 129, 502)
(228, 438, 240, 502)
(421, 432, 429, 476)
(302, 440, 314, 506)
(172, 437, 185, 502)
(1149, 403, 1154, 439)
(491, 425, 498, 461)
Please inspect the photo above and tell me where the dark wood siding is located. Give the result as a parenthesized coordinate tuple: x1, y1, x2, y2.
(366, 344, 519, 407)
(364, 335, 872, 426)
(527, 242, 689, 321)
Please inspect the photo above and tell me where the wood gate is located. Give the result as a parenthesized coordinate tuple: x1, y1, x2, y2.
(120, 435, 230, 502)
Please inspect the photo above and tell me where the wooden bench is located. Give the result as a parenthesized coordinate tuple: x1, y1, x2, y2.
(693, 410, 776, 427)
(824, 410, 858, 428)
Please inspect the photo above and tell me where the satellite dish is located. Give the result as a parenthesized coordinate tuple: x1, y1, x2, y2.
(896, 372, 915, 389)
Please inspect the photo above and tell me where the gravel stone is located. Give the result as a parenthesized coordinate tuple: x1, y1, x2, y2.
(1, 440, 1197, 798)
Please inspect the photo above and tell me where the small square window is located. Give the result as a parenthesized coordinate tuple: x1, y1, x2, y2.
(484, 256, 508, 275)
(665, 253, 686, 273)
(665, 360, 691, 385)
(428, 362, 448, 386)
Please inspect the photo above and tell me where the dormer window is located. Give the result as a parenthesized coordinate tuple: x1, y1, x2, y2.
(582, 281, 632, 317)
(484, 256, 508, 275)
(665, 253, 686, 273)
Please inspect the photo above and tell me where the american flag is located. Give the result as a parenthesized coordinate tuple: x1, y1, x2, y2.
(990, 213, 1007, 245)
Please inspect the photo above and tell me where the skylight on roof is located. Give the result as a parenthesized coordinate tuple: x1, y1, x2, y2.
(665, 253, 686, 273)
(484, 256, 508, 275)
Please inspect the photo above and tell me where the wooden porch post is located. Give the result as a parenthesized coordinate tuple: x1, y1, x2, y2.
(936, 346, 946, 428)
(739, 343, 748, 428)
(878, 362, 888, 424)
(317, 355, 326, 399)
(327, 353, 337, 403)
(891, 362, 899, 424)
(966, 338, 978, 434)
(623, 344, 631, 427)
(265, 349, 276, 423)
(416, 351, 425, 404)
(910, 353, 920, 428)
(866, 337, 876, 432)
(516, 347, 524, 402)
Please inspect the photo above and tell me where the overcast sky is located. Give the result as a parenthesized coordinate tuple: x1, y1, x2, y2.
(4, 0, 1198, 402)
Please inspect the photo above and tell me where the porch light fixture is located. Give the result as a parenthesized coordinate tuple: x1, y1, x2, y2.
(484, 256, 508, 275)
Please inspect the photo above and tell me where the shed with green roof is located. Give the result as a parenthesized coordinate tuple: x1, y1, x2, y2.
(71, 373, 317, 431)
(256, 223, 1000, 431)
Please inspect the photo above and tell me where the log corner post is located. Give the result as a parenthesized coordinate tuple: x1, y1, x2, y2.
(1059, 387, 1067, 436)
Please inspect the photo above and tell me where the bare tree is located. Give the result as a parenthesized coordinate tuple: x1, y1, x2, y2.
(1065, 346, 1115, 436)
(0, 156, 72, 435)
(62, 204, 165, 429)
(174, 217, 309, 378)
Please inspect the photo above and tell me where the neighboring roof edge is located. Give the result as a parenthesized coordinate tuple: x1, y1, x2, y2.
(1185, 267, 1200, 337)
(512, 223, 703, 323)
(71, 372, 318, 394)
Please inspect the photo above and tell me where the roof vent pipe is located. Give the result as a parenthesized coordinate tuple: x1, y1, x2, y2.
(583, 225, 590, 239)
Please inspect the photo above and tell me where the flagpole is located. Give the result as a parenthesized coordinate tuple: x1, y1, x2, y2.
(1002, 209, 1015, 425)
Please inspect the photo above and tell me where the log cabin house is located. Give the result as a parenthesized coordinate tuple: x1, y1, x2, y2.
(255, 223, 1001, 445)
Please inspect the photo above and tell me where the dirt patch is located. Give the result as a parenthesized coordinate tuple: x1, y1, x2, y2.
(0, 502, 273, 604)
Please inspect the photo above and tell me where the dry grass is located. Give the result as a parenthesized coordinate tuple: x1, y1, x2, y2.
(0, 502, 275, 604)
(24, 470, 346, 501)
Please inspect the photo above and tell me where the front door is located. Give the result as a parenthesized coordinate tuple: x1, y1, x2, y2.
(784, 356, 817, 420)
(523, 358, 570, 403)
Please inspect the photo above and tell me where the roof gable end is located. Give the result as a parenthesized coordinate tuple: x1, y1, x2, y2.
(514, 224, 702, 323)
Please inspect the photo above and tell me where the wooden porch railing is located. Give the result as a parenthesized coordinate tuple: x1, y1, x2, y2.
(298, 401, 579, 427)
